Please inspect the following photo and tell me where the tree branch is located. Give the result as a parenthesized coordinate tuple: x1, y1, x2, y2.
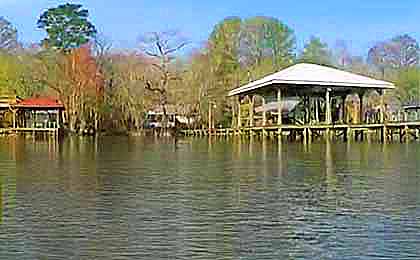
(145, 81, 165, 95)
(164, 41, 189, 56)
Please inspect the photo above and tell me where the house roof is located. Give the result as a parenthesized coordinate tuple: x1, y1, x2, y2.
(15, 97, 64, 109)
(228, 63, 395, 96)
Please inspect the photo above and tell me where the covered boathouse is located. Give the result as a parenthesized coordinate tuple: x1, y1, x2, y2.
(0, 95, 64, 135)
(186, 63, 420, 142)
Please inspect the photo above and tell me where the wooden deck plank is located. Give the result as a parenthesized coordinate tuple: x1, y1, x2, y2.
(183, 121, 420, 140)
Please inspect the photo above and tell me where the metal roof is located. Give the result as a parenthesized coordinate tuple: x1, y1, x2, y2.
(14, 97, 64, 109)
(228, 63, 395, 96)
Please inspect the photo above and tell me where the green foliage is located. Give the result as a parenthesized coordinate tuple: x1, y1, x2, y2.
(203, 16, 297, 126)
(0, 52, 41, 97)
(37, 3, 97, 51)
(208, 17, 242, 75)
(299, 36, 332, 66)
(240, 16, 296, 68)
(395, 68, 420, 103)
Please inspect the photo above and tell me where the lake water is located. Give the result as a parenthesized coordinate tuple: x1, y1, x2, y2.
(0, 136, 420, 259)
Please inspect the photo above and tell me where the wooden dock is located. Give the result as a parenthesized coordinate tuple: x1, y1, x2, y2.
(183, 122, 420, 143)
(0, 128, 60, 136)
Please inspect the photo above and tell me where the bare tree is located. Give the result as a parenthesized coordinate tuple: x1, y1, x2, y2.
(0, 17, 18, 51)
(93, 34, 113, 67)
(139, 30, 189, 135)
(368, 34, 420, 78)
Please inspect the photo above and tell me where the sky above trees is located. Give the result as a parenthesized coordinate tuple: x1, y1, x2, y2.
(2, 0, 420, 55)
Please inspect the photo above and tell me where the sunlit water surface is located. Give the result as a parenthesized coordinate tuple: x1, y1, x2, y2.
(0, 136, 420, 259)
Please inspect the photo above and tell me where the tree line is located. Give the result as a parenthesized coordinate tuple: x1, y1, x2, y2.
(1, 4, 420, 133)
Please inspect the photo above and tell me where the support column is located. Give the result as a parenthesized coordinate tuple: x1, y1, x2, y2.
(262, 95, 267, 137)
(237, 97, 242, 130)
(380, 91, 385, 123)
(12, 110, 16, 129)
(208, 101, 212, 134)
(231, 98, 236, 129)
(56, 110, 60, 129)
(358, 92, 365, 124)
(304, 96, 310, 124)
(277, 89, 282, 126)
(249, 95, 255, 127)
(315, 97, 319, 124)
(341, 95, 347, 124)
(231, 104, 236, 129)
(277, 88, 283, 139)
(325, 88, 332, 125)
(325, 88, 332, 140)
(262, 96, 267, 127)
(380, 90, 387, 143)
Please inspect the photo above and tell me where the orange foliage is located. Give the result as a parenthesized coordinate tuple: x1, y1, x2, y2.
(65, 44, 104, 101)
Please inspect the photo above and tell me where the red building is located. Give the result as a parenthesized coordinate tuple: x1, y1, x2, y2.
(0, 95, 64, 132)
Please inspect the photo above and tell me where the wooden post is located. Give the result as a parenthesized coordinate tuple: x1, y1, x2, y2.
(277, 88, 282, 139)
(325, 88, 332, 125)
(249, 95, 254, 127)
(231, 98, 236, 128)
(341, 95, 347, 124)
(262, 95, 267, 137)
(12, 110, 16, 129)
(380, 90, 387, 143)
(56, 110, 60, 129)
(315, 97, 319, 124)
(277, 89, 282, 125)
(358, 92, 364, 124)
(262, 95, 267, 127)
(208, 101, 212, 134)
(325, 88, 332, 140)
(304, 96, 310, 124)
(237, 97, 242, 130)
(380, 91, 385, 123)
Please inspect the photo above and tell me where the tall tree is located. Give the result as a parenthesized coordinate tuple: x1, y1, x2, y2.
(97, 51, 153, 131)
(0, 17, 18, 51)
(368, 34, 420, 76)
(207, 18, 243, 127)
(208, 17, 242, 75)
(299, 36, 332, 66)
(34, 45, 103, 132)
(37, 3, 97, 51)
(240, 16, 296, 69)
(140, 31, 189, 133)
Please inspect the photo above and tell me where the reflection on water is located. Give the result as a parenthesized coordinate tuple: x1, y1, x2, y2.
(0, 170, 2, 224)
(0, 136, 420, 259)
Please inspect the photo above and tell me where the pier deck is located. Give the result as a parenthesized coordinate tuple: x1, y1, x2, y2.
(183, 121, 420, 143)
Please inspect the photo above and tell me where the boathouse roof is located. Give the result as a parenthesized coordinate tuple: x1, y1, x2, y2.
(14, 97, 64, 109)
(228, 63, 395, 97)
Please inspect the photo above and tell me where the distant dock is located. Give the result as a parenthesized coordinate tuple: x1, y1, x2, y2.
(183, 122, 420, 143)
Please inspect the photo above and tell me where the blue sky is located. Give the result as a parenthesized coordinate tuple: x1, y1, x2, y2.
(2, 0, 420, 56)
